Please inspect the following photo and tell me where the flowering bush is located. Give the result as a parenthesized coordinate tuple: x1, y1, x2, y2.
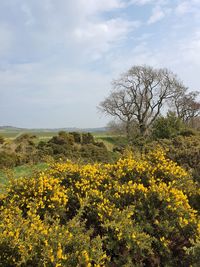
(0, 149, 199, 266)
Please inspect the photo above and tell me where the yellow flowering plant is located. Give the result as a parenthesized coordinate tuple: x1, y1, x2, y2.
(0, 148, 199, 266)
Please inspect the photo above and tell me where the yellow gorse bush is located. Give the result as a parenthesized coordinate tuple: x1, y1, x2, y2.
(0, 148, 199, 266)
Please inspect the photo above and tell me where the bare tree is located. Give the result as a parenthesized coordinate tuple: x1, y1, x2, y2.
(99, 90, 135, 139)
(106, 119, 139, 137)
(99, 65, 178, 137)
(173, 90, 200, 124)
(106, 120, 126, 136)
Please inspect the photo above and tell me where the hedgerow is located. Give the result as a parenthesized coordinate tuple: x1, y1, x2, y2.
(0, 149, 199, 266)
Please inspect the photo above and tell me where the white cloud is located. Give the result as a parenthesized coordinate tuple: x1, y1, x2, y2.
(130, 0, 155, 5)
(175, 0, 200, 16)
(0, 0, 200, 127)
(0, 61, 112, 127)
(74, 19, 140, 59)
(148, 6, 165, 24)
(79, 0, 125, 14)
(179, 31, 200, 66)
(0, 0, 141, 63)
(0, 25, 13, 57)
(107, 26, 200, 91)
(175, 1, 190, 15)
(21, 4, 35, 25)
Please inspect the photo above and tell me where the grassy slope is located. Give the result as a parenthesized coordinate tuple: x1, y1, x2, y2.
(94, 134, 128, 151)
(0, 163, 48, 185)
(0, 130, 57, 140)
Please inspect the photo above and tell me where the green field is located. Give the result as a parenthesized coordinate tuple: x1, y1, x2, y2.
(0, 163, 48, 185)
(0, 130, 58, 140)
(95, 135, 127, 151)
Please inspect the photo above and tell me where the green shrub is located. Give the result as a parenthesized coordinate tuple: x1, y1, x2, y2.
(0, 136, 5, 144)
(0, 152, 17, 168)
(152, 112, 183, 139)
(69, 132, 82, 143)
(80, 143, 110, 162)
(0, 149, 199, 266)
(82, 133, 94, 144)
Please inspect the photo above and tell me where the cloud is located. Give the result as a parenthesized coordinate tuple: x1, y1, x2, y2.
(130, 0, 155, 5)
(74, 18, 140, 59)
(107, 26, 200, 92)
(0, 24, 13, 57)
(175, 0, 200, 16)
(147, 6, 165, 24)
(0, 0, 141, 64)
(0, 0, 200, 127)
(0, 61, 111, 127)
(79, 0, 125, 14)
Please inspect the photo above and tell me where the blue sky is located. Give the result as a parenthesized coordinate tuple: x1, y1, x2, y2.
(0, 0, 200, 128)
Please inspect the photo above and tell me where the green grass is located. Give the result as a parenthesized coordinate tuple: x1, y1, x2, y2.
(0, 129, 58, 140)
(94, 135, 128, 151)
(0, 163, 48, 185)
(0, 131, 21, 138)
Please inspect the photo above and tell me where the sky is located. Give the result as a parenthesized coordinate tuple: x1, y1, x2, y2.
(0, 0, 200, 128)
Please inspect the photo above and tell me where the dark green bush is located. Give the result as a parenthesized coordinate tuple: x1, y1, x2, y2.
(80, 144, 110, 162)
(69, 132, 82, 143)
(82, 133, 94, 144)
(152, 112, 183, 139)
(0, 152, 17, 168)
(0, 136, 5, 144)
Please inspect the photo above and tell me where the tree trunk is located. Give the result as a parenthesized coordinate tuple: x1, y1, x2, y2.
(139, 123, 146, 136)
(126, 121, 131, 141)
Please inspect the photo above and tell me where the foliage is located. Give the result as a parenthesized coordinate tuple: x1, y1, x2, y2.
(152, 112, 183, 139)
(0, 132, 114, 169)
(144, 135, 200, 184)
(0, 136, 5, 144)
(39, 132, 111, 163)
(69, 132, 82, 143)
(0, 149, 199, 266)
(82, 133, 95, 144)
(0, 152, 17, 168)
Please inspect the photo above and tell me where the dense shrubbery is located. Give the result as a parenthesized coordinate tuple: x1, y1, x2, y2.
(0, 149, 199, 266)
(0, 132, 113, 169)
(0, 134, 38, 168)
(144, 135, 200, 184)
(38, 131, 111, 163)
(151, 112, 184, 139)
(0, 136, 5, 144)
(0, 151, 17, 168)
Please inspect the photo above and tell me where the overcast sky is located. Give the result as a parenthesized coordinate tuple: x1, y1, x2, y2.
(0, 0, 200, 128)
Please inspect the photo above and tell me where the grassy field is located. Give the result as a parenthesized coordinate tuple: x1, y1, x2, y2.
(95, 135, 127, 151)
(0, 130, 58, 140)
(0, 163, 48, 185)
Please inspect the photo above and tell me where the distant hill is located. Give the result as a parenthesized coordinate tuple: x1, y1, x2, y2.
(0, 126, 25, 131)
(0, 126, 107, 133)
